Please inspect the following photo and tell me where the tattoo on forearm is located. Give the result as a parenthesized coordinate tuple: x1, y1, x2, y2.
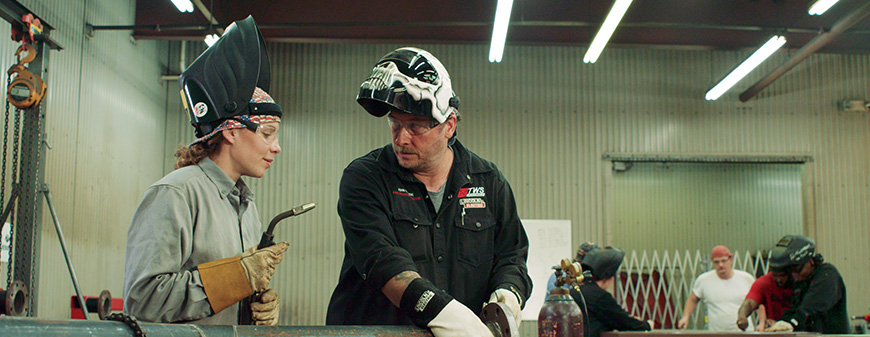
(394, 271, 417, 285)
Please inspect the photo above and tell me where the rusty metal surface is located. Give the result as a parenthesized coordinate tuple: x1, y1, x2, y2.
(603, 330, 820, 337)
(0, 316, 435, 336)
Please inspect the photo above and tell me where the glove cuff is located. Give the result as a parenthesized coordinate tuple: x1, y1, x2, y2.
(399, 278, 453, 327)
(198, 256, 254, 313)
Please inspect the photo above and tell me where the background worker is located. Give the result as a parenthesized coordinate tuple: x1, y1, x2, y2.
(569, 247, 653, 337)
(736, 248, 794, 331)
(765, 235, 848, 334)
(678, 245, 755, 331)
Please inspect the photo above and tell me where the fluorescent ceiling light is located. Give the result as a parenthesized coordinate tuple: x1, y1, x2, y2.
(171, 0, 194, 13)
(705, 35, 786, 101)
(808, 0, 840, 15)
(583, 0, 633, 64)
(204, 33, 219, 47)
(488, 0, 514, 63)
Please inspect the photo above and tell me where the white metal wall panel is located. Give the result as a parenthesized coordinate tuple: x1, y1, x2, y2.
(0, 0, 169, 319)
(164, 42, 870, 329)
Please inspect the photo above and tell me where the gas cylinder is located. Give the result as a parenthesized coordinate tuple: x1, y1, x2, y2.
(538, 287, 583, 337)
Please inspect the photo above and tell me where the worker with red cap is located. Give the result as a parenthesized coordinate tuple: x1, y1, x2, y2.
(678, 245, 755, 331)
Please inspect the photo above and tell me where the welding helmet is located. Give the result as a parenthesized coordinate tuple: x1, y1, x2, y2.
(768, 234, 816, 268)
(357, 47, 459, 123)
(178, 15, 282, 140)
(581, 247, 625, 280)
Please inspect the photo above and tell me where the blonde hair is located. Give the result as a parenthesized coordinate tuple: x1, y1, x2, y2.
(174, 135, 223, 169)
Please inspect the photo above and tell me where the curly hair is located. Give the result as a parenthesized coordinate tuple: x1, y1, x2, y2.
(174, 135, 223, 169)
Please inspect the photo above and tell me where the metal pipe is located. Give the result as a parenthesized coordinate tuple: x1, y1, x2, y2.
(41, 185, 89, 319)
(0, 316, 434, 337)
(739, 1, 870, 102)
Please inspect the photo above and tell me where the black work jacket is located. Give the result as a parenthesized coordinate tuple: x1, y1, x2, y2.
(780, 263, 849, 334)
(326, 140, 532, 325)
(570, 281, 651, 337)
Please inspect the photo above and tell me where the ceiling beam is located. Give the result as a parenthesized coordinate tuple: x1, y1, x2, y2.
(739, 1, 870, 102)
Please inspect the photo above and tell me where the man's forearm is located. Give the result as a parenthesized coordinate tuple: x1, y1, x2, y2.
(382, 270, 422, 307)
(737, 299, 759, 319)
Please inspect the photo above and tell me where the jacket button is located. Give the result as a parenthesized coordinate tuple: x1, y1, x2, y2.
(435, 223, 441, 228)
(361, 273, 367, 280)
(437, 256, 444, 262)
(475, 222, 482, 228)
(447, 194, 452, 199)
(224, 101, 237, 112)
(413, 217, 419, 221)
(413, 224, 419, 229)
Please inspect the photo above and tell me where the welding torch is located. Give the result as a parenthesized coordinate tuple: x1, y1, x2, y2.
(257, 202, 316, 249)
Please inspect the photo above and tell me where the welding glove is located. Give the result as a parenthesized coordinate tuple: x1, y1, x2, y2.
(251, 288, 280, 326)
(198, 242, 290, 313)
(764, 320, 794, 332)
(487, 288, 523, 328)
(429, 299, 494, 337)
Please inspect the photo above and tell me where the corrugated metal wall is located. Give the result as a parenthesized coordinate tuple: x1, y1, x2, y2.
(164, 42, 870, 328)
(0, 2, 864, 331)
(0, 0, 169, 318)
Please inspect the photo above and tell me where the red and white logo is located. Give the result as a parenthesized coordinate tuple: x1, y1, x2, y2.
(458, 186, 485, 198)
(392, 187, 420, 200)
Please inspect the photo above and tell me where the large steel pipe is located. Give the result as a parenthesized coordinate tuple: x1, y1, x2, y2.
(0, 316, 434, 337)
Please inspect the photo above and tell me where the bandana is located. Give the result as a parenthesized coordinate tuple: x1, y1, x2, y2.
(190, 87, 281, 145)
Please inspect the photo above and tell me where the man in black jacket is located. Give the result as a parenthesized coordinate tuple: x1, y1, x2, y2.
(765, 234, 849, 334)
(325, 47, 532, 337)
(570, 247, 652, 337)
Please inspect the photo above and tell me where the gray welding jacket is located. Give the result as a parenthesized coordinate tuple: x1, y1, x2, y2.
(123, 157, 261, 324)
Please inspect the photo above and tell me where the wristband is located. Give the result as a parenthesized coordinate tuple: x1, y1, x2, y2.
(399, 278, 452, 327)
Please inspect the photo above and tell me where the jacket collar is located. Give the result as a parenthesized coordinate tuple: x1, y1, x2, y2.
(199, 156, 255, 201)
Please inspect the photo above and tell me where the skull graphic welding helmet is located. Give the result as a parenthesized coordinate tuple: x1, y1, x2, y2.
(357, 47, 459, 123)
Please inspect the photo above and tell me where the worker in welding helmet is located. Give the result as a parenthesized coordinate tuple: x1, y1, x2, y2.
(123, 16, 287, 326)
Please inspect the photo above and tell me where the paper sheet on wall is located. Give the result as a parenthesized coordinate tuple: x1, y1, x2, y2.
(520, 219, 572, 321)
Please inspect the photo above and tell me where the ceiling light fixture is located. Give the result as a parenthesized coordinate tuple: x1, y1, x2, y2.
(808, 0, 840, 15)
(488, 0, 514, 62)
(171, 0, 194, 13)
(705, 35, 787, 101)
(204, 33, 219, 47)
(583, 0, 633, 63)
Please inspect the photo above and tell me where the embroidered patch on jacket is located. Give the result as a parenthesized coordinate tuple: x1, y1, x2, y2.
(458, 186, 485, 198)
(460, 197, 486, 208)
(392, 187, 421, 200)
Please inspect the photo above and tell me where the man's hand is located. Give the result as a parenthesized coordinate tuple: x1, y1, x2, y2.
(488, 289, 522, 328)
(251, 288, 280, 326)
(429, 300, 493, 337)
(677, 317, 689, 329)
(736, 315, 749, 330)
(764, 321, 794, 332)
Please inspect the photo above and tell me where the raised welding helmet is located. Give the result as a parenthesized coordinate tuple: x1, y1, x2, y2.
(581, 247, 625, 280)
(357, 47, 460, 123)
(768, 234, 816, 268)
(178, 15, 281, 140)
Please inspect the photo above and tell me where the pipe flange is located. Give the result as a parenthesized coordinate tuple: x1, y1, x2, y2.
(4, 280, 28, 316)
(97, 289, 112, 320)
(480, 302, 519, 337)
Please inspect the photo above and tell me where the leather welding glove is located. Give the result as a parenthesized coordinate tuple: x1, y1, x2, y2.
(487, 288, 522, 328)
(764, 320, 794, 332)
(251, 288, 280, 326)
(429, 299, 494, 337)
(198, 242, 289, 313)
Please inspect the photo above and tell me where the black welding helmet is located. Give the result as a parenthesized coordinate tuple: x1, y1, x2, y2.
(768, 234, 816, 268)
(178, 15, 281, 140)
(357, 47, 459, 123)
(581, 247, 625, 280)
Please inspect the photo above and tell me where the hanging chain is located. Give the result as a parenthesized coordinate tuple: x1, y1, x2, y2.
(2, 74, 9, 291)
(6, 106, 20, 292)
